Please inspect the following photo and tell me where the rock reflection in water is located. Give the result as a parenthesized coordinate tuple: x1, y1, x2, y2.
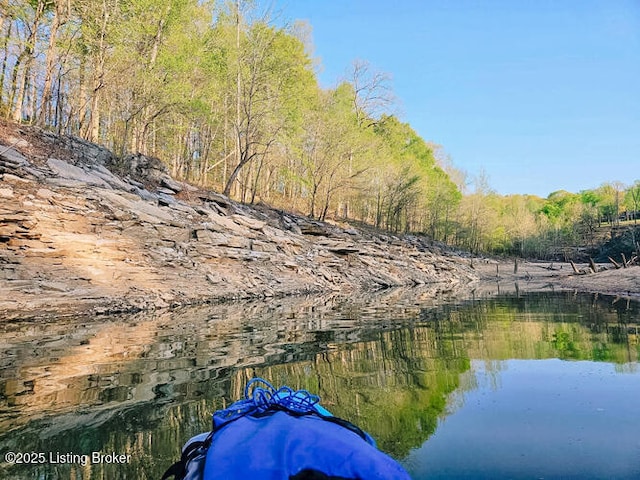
(0, 291, 639, 479)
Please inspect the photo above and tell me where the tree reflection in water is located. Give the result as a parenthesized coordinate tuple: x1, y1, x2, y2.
(0, 291, 638, 479)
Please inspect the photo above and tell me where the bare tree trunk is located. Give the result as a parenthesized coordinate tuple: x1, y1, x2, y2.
(222, 93, 229, 189)
(12, 0, 45, 122)
(77, 55, 88, 133)
(27, 74, 37, 122)
(375, 188, 382, 228)
(320, 177, 334, 221)
(223, 142, 255, 197)
(0, 20, 11, 106)
(54, 67, 65, 132)
(6, 47, 23, 119)
(87, 69, 103, 141)
(38, 1, 65, 126)
(130, 119, 139, 153)
(231, 0, 241, 197)
(309, 183, 318, 218)
(149, 5, 170, 66)
(250, 157, 264, 204)
(85, 0, 109, 142)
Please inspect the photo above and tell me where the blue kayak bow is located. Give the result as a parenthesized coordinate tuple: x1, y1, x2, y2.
(163, 378, 410, 480)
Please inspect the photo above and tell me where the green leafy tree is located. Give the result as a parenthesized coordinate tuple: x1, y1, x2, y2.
(214, 3, 316, 199)
(624, 181, 640, 224)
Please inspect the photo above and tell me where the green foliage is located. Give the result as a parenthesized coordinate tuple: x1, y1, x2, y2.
(1, 0, 470, 232)
(366, 116, 461, 234)
(453, 179, 640, 258)
(551, 330, 581, 359)
(580, 190, 601, 207)
(4, 0, 636, 251)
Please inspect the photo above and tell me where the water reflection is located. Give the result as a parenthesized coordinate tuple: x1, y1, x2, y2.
(404, 359, 640, 479)
(0, 291, 639, 479)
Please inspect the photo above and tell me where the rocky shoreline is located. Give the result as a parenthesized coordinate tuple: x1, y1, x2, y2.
(1, 121, 481, 320)
(2, 121, 639, 321)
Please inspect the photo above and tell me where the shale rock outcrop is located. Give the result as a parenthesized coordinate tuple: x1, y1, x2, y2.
(0, 120, 477, 319)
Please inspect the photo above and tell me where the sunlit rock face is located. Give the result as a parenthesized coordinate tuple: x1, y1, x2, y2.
(0, 120, 477, 319)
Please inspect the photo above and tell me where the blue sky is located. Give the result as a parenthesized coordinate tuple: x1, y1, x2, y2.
(270, 0, 640, 197)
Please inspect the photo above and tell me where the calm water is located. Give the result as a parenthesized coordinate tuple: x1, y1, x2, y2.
(1, 290, 639, 479)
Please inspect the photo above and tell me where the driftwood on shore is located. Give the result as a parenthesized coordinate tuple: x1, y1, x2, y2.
(569, 258, 618, 276)
(607, 253, 639, 269)
(608, 256, 622, 269)
(570, 250, 640, 276)
(569, 260, 583, 275)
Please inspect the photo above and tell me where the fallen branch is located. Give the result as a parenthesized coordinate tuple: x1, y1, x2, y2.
(608, 256, 622, 269)
(569, 260, 581, 274)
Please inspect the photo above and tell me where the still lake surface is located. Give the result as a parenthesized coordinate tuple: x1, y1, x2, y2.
(1, 290, 639, 479)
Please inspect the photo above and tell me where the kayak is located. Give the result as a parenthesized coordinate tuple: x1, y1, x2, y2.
(163, 378, 411, 479)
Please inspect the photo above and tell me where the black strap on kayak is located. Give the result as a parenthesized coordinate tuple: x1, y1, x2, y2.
(160, 461, 184, 480)
(289, 468, 353, 480)
(161, 433, 213, 480)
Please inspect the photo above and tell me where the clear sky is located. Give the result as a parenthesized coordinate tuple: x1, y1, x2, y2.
(270, 0, 640, 198)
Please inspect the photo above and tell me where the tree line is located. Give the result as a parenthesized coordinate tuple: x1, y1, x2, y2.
(455, 180, 640, 259)
(1, 0, 637, 259)
(1, 0, 461, 233)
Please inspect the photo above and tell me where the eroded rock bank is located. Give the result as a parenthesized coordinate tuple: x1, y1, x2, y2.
(0, 121, 478, 320)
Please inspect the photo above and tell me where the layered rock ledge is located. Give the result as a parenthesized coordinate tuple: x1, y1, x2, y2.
(0, 121, 478, 319)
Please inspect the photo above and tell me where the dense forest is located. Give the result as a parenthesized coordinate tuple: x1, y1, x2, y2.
(1, 0, 639, 258)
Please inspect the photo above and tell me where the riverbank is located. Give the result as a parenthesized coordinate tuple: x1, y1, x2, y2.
(471, 258, 640, 300)
(1, 120, 639, 321)
(1, 120, 478, 320)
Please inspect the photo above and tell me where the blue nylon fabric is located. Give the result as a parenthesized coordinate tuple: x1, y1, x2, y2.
(211, 378, 376, 448)
(202, 410, 411, 479)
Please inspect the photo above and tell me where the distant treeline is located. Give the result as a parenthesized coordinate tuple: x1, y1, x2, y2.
(1, 0, 638, 258)
(456, 183, 640, 259)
